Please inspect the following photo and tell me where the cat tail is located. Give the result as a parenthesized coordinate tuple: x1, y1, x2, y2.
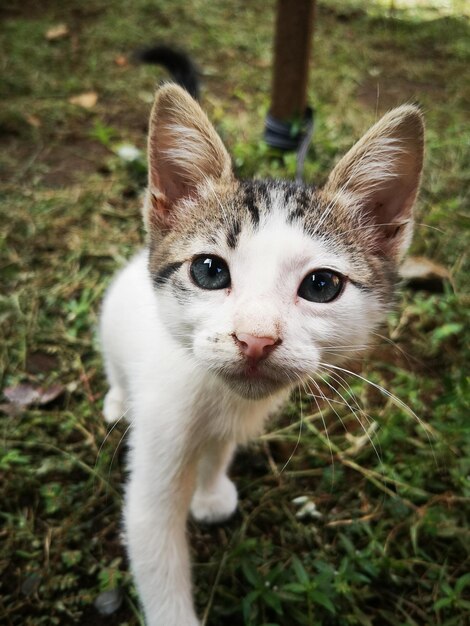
(134, 45, 200, 100)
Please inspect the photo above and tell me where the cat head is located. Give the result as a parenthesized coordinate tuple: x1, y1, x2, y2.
(143, 85, 424, 399)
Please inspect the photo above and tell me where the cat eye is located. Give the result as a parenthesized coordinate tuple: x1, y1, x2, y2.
(190, 255, 231, 290)
(298, 270, 343, 303)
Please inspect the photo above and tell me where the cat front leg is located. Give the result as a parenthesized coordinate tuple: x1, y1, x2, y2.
(190, 440, 238, 524)
(125, 427, 200, 626)
(103, 385, 126, 423)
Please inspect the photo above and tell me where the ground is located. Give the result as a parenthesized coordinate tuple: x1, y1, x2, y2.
(0, 1, 469, 625)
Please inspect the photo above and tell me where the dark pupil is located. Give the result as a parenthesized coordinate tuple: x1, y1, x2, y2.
(190, 255, 230, 290)
(205, 258, 221, 277)
(313, 274, 333, 291)
(298, 270, 342, 303)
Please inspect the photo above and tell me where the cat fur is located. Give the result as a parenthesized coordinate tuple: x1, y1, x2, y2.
(100, 83, 424, 625)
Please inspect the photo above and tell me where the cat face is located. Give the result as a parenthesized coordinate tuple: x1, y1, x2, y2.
(144, 86, 424, 399)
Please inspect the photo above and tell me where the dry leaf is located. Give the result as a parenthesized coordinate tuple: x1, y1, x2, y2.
(4, 383, 65, 407)
(4, 384, 39, 406)
(37, 384, 65, 405)
(400, 256, 452, 293)
(25, 114, 41, 128)
(45, 23, 69, 41)
(68, 92, 98, 109)
(26, 352, 59, 375)
(114, 55, 128, 67)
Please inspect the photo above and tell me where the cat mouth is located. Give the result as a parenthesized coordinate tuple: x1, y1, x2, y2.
(219, 362, 286, 388)
(228, 361, 278, 381)
(241, 363, 267, 379)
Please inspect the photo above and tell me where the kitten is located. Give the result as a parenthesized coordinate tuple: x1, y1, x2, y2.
(99, 83, 424, 625)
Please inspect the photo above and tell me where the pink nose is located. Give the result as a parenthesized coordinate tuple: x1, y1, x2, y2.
(234, 333, 279, 362)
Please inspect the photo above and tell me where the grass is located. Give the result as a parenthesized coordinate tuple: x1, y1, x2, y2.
(1, 0, 469, 624)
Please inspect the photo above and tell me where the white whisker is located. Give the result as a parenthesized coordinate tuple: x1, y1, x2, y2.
(319, 361, 436, 456)
(317, 371, 383, 465)
(279, 376, 303, 474)
(93, 406, 131, 490)
(301, 375, 336, 477)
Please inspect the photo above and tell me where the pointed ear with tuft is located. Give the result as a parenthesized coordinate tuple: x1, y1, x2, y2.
(145, 84, 233, 230)
(324, 105, 424, 261)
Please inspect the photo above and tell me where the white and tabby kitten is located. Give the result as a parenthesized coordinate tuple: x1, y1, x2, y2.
(100, 84, 424, 626)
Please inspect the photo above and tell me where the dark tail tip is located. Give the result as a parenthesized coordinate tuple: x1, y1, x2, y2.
(133, 44, 200, 100)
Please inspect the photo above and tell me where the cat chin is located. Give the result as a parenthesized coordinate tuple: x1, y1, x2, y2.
(218, 372, 288, 400)
(226, 380, 285, 400)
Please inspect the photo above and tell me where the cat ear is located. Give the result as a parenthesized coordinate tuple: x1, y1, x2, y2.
(324, 105, 424, 260)
(145, 84, 233, 229)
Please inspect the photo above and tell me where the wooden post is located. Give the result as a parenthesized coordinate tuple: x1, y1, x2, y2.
(270, 0, 316, 121)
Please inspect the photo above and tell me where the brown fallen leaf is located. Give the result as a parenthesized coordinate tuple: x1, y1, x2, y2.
(400, 256, 453, 293)
(114, 54, 128, 67)
(25, 114, 41, 128)
(4, 384, 39, 406)
(68, 92, 98, 109)
(45, 23, 69, 41)
(26, 352, 59, 375)
(4, 383, 65, 407)
(37, 384, 65, 405)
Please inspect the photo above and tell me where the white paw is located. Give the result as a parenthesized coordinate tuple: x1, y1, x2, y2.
(103, 387, 126, 423)
(190, 476, 238, 524)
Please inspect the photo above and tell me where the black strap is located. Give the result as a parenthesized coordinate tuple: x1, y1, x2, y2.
(263, 107, 315, 183)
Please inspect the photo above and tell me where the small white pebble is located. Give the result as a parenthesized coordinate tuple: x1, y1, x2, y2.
(117, 144, 142, 162)
(296, 500, 323, 520)
(292, 495, 309, 505)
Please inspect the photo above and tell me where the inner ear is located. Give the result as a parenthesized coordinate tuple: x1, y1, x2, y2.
(324, 105, 424, 258)
(146, 84, 233, 225)
(381, 219, 407, 240)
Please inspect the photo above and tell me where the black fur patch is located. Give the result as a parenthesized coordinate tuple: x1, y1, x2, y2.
(288, 206, 305, 222)
(226, 219, 241, 249)
(153, 261, 183, 287)
(243, 183, 260, 226)
(283, 186, 296, 205)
